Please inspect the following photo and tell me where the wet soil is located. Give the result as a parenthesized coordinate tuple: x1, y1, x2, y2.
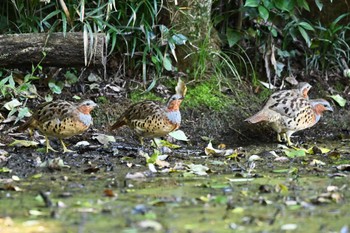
(0, 76, 350, 232)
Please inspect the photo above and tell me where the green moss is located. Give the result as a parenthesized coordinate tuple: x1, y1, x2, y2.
(184, 80, 232, 111)
(128, 80, 233, 111)
(334, 81, 345, 92)
(96, 96, 109, 104)
(130, 91, 163, 103)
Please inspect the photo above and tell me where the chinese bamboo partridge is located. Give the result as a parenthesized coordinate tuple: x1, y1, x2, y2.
(110, 79, 187, 145)
(245, 82, 312, 143)
(245, 97, 333, 145)
(263, 82, 311, 108)
(18, 100, 97, 153)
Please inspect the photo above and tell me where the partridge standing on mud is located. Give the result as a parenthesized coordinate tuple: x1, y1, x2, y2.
(245, 82, 312, 142)
(18, 100, 97, 153)
(245, 96, 333, 145)
(110, 79, 187, 145)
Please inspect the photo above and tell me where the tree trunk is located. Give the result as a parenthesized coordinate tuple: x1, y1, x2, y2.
(165, 0, 221, 75)
(0, 32, 106, 68)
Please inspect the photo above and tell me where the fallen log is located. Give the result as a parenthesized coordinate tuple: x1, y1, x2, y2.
(0, 32, 106, 68)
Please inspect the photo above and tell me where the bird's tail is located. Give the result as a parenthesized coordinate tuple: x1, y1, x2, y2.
(244, 111, 267, 124)
(17, 119, 34, 132)
(109, 119, 126, 131)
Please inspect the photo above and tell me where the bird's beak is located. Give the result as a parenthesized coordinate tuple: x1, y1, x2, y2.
(327, 106, 334, 112)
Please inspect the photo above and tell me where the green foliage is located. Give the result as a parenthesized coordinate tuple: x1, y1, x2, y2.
(0, 57, 44, 123)
(188, 27, 248, 91)
(213, 0, 349, 83)
(242, 0, 316, 81)
(307, 13, 350, 72)
(0, 0, 187, 88)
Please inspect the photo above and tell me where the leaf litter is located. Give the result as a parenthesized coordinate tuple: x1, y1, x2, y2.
(0, 136, 349, 232)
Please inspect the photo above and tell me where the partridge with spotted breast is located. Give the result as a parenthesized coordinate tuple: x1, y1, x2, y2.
(269, 98, 333, 145)
(18, 100, 97, 153)
(110, 79, 187, 145)
(245, 96, 333, 145)
(245, 82, 312, 142)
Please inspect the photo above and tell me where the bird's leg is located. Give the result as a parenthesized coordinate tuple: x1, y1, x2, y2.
(138, 136, 145, 146)
(282, 133, 288, 142)
(152, 138, 159, 148)
(60, 139, 75, 153)
(45, 136, 58, 153)
(136, 136, 146, 151)
(277, 133, 282, 142)
(286, 134, 294, 146)
(28, 128, 34, 139)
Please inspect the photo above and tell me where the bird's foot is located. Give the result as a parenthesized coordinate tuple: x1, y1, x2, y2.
(286, 138, 294, 147)
(46, 144, 58, 153)
(60, 140, 75, 153)
(45, 137, 58, 153)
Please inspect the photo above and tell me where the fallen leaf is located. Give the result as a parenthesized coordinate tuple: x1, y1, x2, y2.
(309, 159, 326, 166)
(281, 224, 298, 231)
(329, 94, 346, 107)
(137, 220, 163, 232)
(8, 140, 39, 148)
(3, 99, 22, 111)
(283, 148, 306, 158)
(186, 164, 209, 176)
(31, 173, 43, 179)
(74, 141, 90, 147)
(0, 167, 12, 173)
(87, 73, 101, 82)
(147, 150, 159, 164)
(327, 186, 339, 192)
(153, 138, 180, 149)
(106, 84, 123, 93)
(29, 210, 46, 216)
(227, 178, 254, 182)
(125, 172, 147, 179)
(205, 141, 234, 156)
(275, 183, 289, 195)
(168, 130, 189, 141)
(248, 155, 262, 161)
(148, 163, 157, 173)
(39, 158, 70, 169)
(274, 156, 289, 162)
(104, 189, 117, 197)
(11, 175, 20, 181)
(92, 133, 116, 145)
